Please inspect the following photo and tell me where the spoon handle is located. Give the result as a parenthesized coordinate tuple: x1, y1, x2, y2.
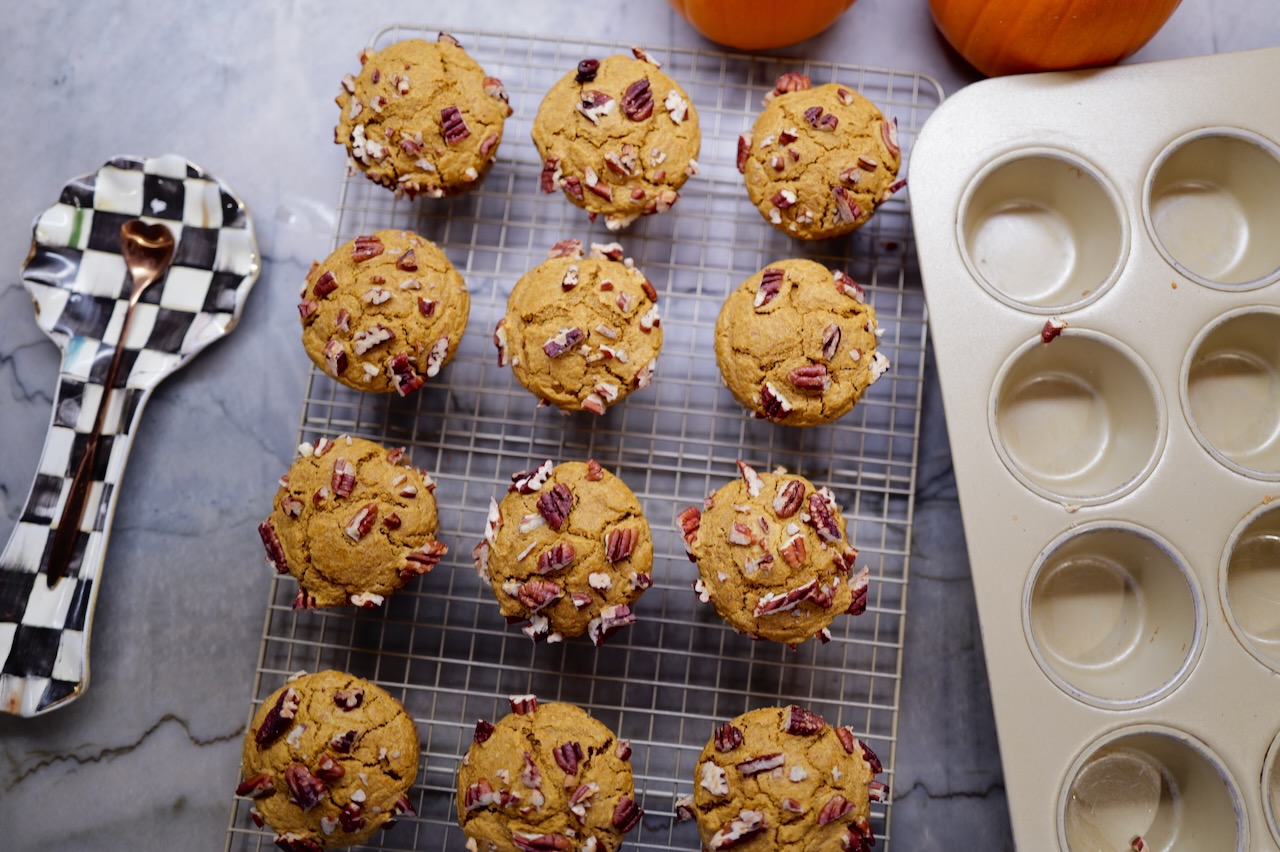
(0, 348, 155, 716)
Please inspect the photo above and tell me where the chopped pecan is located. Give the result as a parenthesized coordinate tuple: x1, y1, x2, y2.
(833, 185, 862, 224)
(554, 741, 584, 777)
(664, 89, 689, 123)
(736, 753, 785, 776)
(849, 565, 870, 615)
(736, 132, 752, 174)
(710, 810, 767, 849)
(779, 534, 808, 569)
(509, 694, 538, 715)
(511, 460, 555, 494)
(314, 753, 345, 784)
(806, 492, 842, 542)
(473, 718, 495, 744)
(517, 578, 563, 613)
(338, 802, 365, 833)
(570, 592, 593, 609)
(333, 686, 364, 710)
(1042, 317, 1066, 343)
(258, 520, 289, 574)
(561, 174, 584, 200)
(612, 796, 643, 832)
(322, 340, 348, 376)
(833, 269, 865, 301)
(312, 270, 338, 299)
(881, 116, 900, 157)
(511, 833, 572, 852)
(401, 539, 448, 579)
(821, 323, 843, 360)
(621, 79, 654, 120)
(714, 722, 744, 752)
(771, 188, 797, 209)
(396, 249, 417, 271)
(343, 502, 378, 541)
(788, 364, 831, 392)
(754, 267, 784, 308)
(388, 351, 425, 395)
(575, 58, 600, 83)
(760, 381, 793, 421)
(737, 460, 764, 497)
(534, 542, 574, 576)
(540, 157, 562, 193)
(480, 132, 500, 158)
(463, 778, 495, 811)
(728, 522, 756, 546)
(768, 71, 811, 102)
(586, 459, 604, 481)
(587, 603, 636, 646)
(235, 773, 273, 798)
(773, 479, 805, 518)
(292, 590, 316, 611)
(520, 750, 543, 789)
(561, 264, 579, 290)
(677, 505, 701, 553)
(437, 31, 462, 47)
(284, 764, 326, 811)
(755, 578, 818, 616)
(804, 105, 838, 131)
(577, 90, 615, 124)
(351, 323, 394, 355)
(483, 76, 511, 113)
(536, 483, 573, 530)
(329, 729, 357, 753)
(543, 327, 585, 358)
(605, 527, 638, 562)
(424, 336, 449, 378)
(351, 235, 384, 263)
(818, 795, 854, 826)
(784, 705, 826, 735)
(297, 300, 318, 321)
(836, 87, 855, 105)
(493, 317, 508, 364)
(616, 739, 633, 760)
(274, 834, 324, 852)
(441, 106, 470, 144)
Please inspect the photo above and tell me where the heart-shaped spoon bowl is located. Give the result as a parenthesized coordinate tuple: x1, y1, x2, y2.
(0, 154, 259, 716)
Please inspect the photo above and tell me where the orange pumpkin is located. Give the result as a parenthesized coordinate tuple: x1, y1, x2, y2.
(928, 0, 1183, 77)
(668, 0, 857, 51)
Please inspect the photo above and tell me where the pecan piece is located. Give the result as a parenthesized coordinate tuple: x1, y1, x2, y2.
(604, 527, 638, 562)
(570, 592, 593, 609)
(821, 323, 842, 360)
(755, 578, 818, 616)
(621, 78, 654, 120)
(676, 505, 701, 555)
(473, 718, 495, 743)
(312, 270, 337, 299)
(536, 483, 573, 530)
(483, 76, 512, 113)
(881, 116, 900, 158)
(804, 105, 838, 131)
(540, 157, 562, 193)
(322, 340, 348, 376)
(586, 459, 604, 481)
(737, 460, 764, 497)
(773, 479, 805, 518)
(388, 351, 424, 395)
(833, 269, 865, 301)
(587, 603, 636, 646)
(350, 234, 384, 263)
(664, 89, 689, 123)
(575, 58, 600, 83)
(351, 323, 394, 355)
(333, 686, 364, 709)
(779, 534, 808, 569)
(759, 381, 793, 421)
(284, 764, 326, 811)
(338, 803, 365, 832)
(520, 750, 543, 788)
(754, 267, 784, 308)
(817, 795, 854, 826)
(441, 106, 470, 144)
(401, 539, 448, 579)
(543, 327, 585, 359)
(329, 730, 357, 753)
(297, 300, 318, 321)
(255, 687, 300, 744)
(509, 694, 539, 715)
(314, 754, 345, 784)
(424, 335, 449, 378)
(736, 753, 784, 776)
(766, 71, 811, 103)
(517, 578, 563, 613)
(463, 778, 495, 811)
(512, 834, 572, 852)
(511, 460, 555, 494)
(396, 249, 417, 271)
(612, 796, 643, 832)
(577, 90, 615, 124)
(343, 502, 378, 541)
(784, 705, 826, 735)
(736, 132, 752, 174)
(770, 188, 797, 209)
(849, 565, 870, 615)
(1042, 317, 1066, 343)
(710, 810, 767, 849)
(235, 773, 274, 798)
(274, 834, 324, 852)
(788, 364, 831, 392)
(561, 174, 585, 200)
(480, 132, 500, 158)
(833, 185, 863, 224)
(258, 520, 289, 574)
(807, 492, 843, 542)
(554, 741, 584, 777)
(714, 722, 744, 752)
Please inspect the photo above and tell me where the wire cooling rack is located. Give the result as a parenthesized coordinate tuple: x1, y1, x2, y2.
(226, 24, 942, 852)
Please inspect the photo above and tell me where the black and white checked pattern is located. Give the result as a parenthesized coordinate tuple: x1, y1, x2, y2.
(0, 155, 258, 716)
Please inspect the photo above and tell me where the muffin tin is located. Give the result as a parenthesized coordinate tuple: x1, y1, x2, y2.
(910, 47, 1280, 849)
(224, 26, 942, 852)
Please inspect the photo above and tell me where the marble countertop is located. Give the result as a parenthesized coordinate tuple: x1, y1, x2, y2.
(1, 1, 1274, 849)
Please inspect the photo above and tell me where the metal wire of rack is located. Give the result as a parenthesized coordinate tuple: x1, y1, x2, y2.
(226, 24, 942, 852)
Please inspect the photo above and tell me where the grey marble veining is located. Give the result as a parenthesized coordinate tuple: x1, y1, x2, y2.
(0, 1, 1273, 849)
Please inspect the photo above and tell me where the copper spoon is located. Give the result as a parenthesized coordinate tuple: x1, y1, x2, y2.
(44, 220, 176, 587)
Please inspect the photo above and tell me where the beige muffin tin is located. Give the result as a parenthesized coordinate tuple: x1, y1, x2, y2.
(910, 47, 1280, 850)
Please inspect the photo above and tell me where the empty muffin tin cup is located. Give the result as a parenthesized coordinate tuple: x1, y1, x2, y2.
(1145, 129, 1280, 289)
(1025, 522, 1202, 708)
(1222, 504, 1280, 673)
(959, 149, 1128, 311)
(1059, 726, 1246, 851)
(991, 330, 1166, 505)
(1264, 727, 1280, 846)
(1182, 307, 1280, 479)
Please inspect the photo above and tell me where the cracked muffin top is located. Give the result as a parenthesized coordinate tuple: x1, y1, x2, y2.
(739, 76, 903, 241)
(532, 49, 700, 231)
(257, 435, 445, 609)
(714, 259, 888, 427)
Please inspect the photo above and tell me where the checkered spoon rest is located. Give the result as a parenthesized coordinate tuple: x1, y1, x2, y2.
(0, 154, 259, 716)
